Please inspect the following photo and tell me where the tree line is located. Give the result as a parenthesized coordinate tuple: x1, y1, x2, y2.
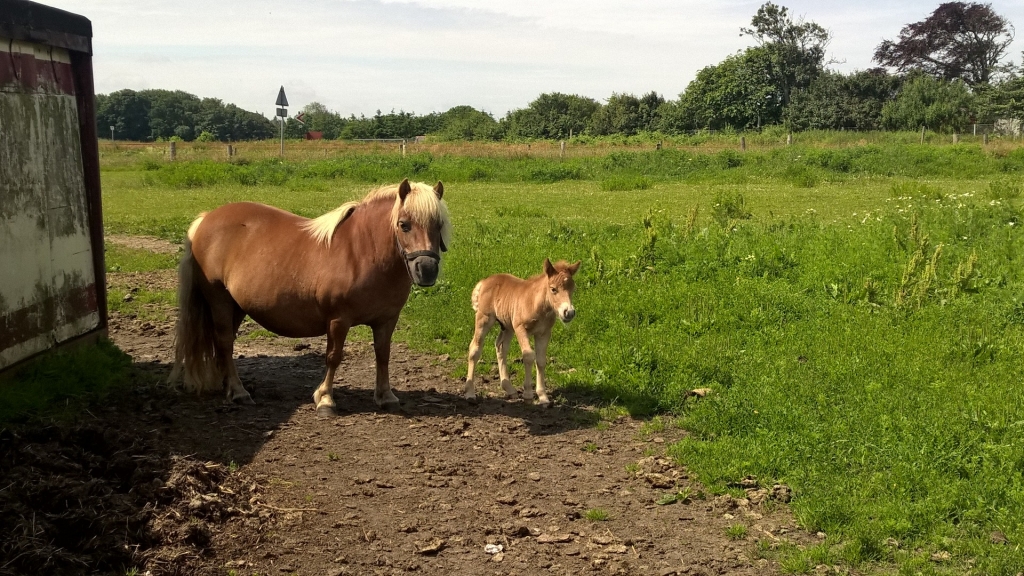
(97, 2, 1024, 142)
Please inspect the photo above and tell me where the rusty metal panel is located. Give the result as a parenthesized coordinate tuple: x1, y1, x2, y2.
(0, 33, 100, 370)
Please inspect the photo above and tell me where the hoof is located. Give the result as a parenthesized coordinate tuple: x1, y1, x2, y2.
(536, 397, 551, 408)
(375, 391, 400, 408)
(464, 393, 479, 404)
(230, 391, 255, 405)
(315, 403, 337, 417)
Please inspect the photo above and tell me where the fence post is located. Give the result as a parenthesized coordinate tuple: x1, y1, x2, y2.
(973, 124, 977, 136)
(786, 133, 792, 146)
(741, 136, 746, 151)
(401, 140, 406, 157)
(656, 141, 662, 151)
(226, 144, 233, 159)
(953, 133, 959, 144)
(920, 126, 926, 144)
(983, 133, 989, 145)
(169, 141, 176, 161)
(560, 140, 565, 159)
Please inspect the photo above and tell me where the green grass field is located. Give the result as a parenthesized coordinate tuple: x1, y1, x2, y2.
(100, 141, 1024, 575)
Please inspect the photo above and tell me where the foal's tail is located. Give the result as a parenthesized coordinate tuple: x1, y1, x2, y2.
(168, 214, 220, 395)
(471, 280, 484, 312)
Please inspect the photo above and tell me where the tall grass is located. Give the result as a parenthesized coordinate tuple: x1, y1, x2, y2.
(126, 144, 1024, 190)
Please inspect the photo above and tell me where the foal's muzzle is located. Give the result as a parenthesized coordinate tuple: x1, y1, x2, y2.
(560, 306, 576, 323)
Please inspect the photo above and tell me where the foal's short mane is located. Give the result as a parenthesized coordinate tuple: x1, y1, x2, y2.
(302, 182, 452, 248)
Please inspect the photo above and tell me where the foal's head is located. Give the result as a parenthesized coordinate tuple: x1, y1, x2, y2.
(393, 179, 452, 287)
(543, 258, 581, 323)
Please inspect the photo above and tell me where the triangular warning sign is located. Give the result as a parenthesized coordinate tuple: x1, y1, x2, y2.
(275, 86, 289, 107)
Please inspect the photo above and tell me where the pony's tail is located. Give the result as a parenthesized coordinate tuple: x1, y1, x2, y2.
(471, 280, 483, 312)
(169, 214, 220, 395)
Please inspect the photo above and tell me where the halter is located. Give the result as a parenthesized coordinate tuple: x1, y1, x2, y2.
(395, 234, 446, 281)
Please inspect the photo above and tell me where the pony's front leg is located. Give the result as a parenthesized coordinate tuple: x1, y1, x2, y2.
(314, 319, 349, 416)
(372, 318, 401, 407)
(533, 330, 552, 406)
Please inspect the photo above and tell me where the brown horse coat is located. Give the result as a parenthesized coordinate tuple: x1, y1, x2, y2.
(170, 180, 451, 413)
(465, 259, 580, 405)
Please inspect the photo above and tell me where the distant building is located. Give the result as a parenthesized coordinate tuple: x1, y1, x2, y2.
(305, 131, 323, 140)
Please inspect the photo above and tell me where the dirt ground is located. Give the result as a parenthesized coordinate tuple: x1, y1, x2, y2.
(0, 246, 817, 576)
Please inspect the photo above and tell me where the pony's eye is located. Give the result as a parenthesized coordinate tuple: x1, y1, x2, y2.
(399, 221, 412, 232)
(551, 287, 558, 294)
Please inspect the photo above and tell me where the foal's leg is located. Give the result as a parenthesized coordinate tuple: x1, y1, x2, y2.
(372, 316, 401, 407)
(313, 319, 349, 416)
(465, 311, 496, 400)
(494, 327, 516, 398)
(513, 326, 536, 402)
(533, 330, 552, 406)
(210, 293, 252, 403)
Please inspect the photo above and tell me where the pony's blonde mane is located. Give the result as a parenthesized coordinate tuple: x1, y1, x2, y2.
(302, 182, 452, 248)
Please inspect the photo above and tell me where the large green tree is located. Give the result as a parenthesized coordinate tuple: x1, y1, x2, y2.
(590, 92, 665, 136)
(502, 93, 601, 139)
(881, 74, 976, 132)
(141, 89, 201, 141)
(675, 47, 782, 130)
(741, 2, 830, 106)
(96, 89, 151, 141)
(434, 106, 503, 140)
(785, 69, 903, 131)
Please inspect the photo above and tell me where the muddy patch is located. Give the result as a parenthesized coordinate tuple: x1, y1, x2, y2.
(107, 234, 180, 254)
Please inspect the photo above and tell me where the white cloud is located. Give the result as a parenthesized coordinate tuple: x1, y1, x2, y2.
(36, 0, 1024, 117)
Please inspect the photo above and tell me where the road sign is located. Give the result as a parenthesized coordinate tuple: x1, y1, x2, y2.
(275, 86, 288, 107)
(276, 107, 287, 117)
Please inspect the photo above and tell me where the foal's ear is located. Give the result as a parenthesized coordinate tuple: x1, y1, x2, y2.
(433, 181, 444, 200)
(567, 260, 581, 276)
(543, 258, 556, 277)
(398, 179, 412, 202)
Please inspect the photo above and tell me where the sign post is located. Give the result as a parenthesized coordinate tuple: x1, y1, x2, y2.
(276, 86, 289, 157)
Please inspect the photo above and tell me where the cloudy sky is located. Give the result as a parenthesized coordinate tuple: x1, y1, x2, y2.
(41, 0, 1024, 118)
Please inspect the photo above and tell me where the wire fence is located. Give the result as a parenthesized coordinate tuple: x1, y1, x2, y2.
(96, 128, 1024, 166)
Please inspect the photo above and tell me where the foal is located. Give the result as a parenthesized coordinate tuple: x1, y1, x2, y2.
(465, 259, 581, 405)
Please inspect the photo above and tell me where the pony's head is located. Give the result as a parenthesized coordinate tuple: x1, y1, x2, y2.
(391, 179, 451, 287)
(543, 258, 581, 323)
(302, 179, 452, 287)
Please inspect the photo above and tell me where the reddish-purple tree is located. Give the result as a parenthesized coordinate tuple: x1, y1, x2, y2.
(874, 2, 1014, 85)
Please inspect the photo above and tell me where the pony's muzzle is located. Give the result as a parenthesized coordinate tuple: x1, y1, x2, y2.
(411, 256, 439, 287)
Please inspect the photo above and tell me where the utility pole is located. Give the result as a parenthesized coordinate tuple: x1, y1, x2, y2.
(109, 125, 114, 142)
(276, 86, 289, 157)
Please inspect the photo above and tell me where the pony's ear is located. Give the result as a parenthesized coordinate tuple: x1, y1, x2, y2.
(567, 260, 581, 276)
(434, 181, 444, 200)
(543, 258, 556, 277)
(398, 179, 412, 202)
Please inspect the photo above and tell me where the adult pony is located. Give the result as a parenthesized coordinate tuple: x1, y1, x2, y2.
(169, 179, 451, 415)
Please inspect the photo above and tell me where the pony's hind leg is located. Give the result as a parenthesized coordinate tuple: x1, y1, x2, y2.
(494, 327, 516, 398)
(210, 293, 252, 404)
(465, 312, 496, 401)
(314, 319, 349, 416)
(513, 326, 536, 402)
